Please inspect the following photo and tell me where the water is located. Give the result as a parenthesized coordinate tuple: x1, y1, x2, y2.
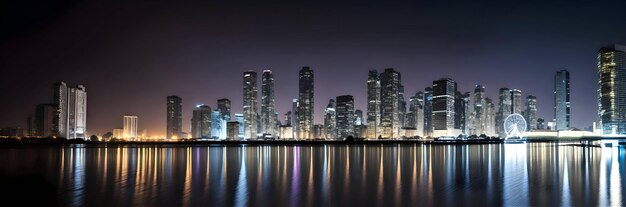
(0, 143, 623, 206)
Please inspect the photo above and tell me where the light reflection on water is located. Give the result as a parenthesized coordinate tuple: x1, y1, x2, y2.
(0, 143, 623, 206)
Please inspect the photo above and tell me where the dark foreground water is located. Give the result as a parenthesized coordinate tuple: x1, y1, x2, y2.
(0, 143, 624, 206)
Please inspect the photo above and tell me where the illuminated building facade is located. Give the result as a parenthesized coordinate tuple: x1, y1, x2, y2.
(191, 104, 212, 138)
(379, 68, 401, 138)
(598, 45, 626, 135)
(166, 95, 182, 139)
(366, 69, 381, 139)
(123, 115, 138, 139)
(298, 67, 314, 139)
(432, 78, 457, 137)
(243, 71, 258, 138)
(336, 95, 355, 139)
(261, 70, 277, 136)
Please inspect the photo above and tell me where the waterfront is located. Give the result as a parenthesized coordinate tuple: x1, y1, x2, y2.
(0, 143, 623, 206)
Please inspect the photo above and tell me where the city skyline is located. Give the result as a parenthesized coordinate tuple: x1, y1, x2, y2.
(2, 1, 626, 136)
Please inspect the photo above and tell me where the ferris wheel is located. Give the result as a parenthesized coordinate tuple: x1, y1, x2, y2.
(504, 113, 527, 139)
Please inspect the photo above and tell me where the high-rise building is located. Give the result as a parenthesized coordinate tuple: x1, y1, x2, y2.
(227, 121, 239, 140)
(217, 99, 231, 121)
(191, 105, 212, 139)
(291, 99, 299, 138)
(354, 109, 363, 126)
(123, 115, 138, 139)
(166, 95, 182, 139)
(235, 113, 244, 139)
(260, 70, 276, 136)
(423, 87, 433, 137)
(485, 98, 496, 136)
(398, 84, 406, 128)
(34, 104, 56, 137)
(243, 71, 258, 138)
(211, 109, 224, 139)
(510, 89, 523, 114)
(455, 91, 470, 135)
(524, 96, 538, 131)
(555, 70, 570, 131)
(432, 78, 457, 137)
(298, 67, 314, 139)
(54, 82, 87, 139)
(598, 45, 626, 135)
(380, 68, 401, 138)
(407, 91, 424, 136)
(336, 95, 355, 139)
(495, 88, 512, 137)
(471, 85, 486, 136)
(323, 99, 336, 139)
(366, 70, 381, 139)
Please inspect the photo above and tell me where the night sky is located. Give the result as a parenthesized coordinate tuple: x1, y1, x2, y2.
(1, 0, 626, 136)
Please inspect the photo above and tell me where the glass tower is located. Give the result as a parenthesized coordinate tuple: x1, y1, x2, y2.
(298, 67, 314, 139)
(191, 104, 212, 139)
(166, 95, 182, 139)
(366, 70, 381, 139)
(432, 78, 457, 137)
(554, 70, 570, 130)
(243, 71, 258, 139)
(323, 99, 336, 139)
(336, 95, 355, 139)
(379, 68, 401, 138)
(598, 44, 626, 135)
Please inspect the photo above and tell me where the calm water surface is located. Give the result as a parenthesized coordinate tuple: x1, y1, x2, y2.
(0, 143, 623, 206)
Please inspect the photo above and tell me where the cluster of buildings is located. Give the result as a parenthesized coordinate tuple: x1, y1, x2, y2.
(18, 82, 87, 139)
(4, 44, 624, 140)
(157, 44, 626, 140)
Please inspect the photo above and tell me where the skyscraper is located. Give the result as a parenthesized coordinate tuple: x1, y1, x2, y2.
(53, 82, 87, 139)
(398, 84, 406, 127)
(510, 89, 523, 114)
(323, 99, 336, 139)
(243, 71, 258, 138)
(227, 121, 239, 140)
(166, 95, 182, 139)
(555, 70, 570, 131)
(471, 85, 486, 136)
(53, 82, 68, 138)
(380, 68, 401, 138)
(407, 91, 424, 136)
(598, 45, 626, 135)
(485, 98, 496, 136)
(291, 99, 299, 138)
(432, 78, 457, 137)
(336, 95, 355, 139)
(217, 99, 231, 121)
(298, 67, 314, 139)
(235, 113, 244, 139)
(524, 96, 537, 131)
(423, 87, 433, 137)
(496, 88, 512, 137)
(455, 91, 470, 135)
(191, 104, 212, 139)
(123, 115, 138, 139)
(211, 109, 223, 139)
(261, 70, 276, 136)
(366, 70, 381, 139)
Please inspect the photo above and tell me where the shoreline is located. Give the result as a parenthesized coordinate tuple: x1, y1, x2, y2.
(0, 137, 617, 147)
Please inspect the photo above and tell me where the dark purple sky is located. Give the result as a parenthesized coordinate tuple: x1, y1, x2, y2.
(1, 0, 625, 136)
